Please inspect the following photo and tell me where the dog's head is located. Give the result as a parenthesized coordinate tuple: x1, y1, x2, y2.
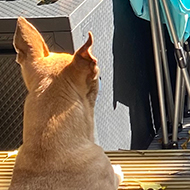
(13, 17, 99, 107)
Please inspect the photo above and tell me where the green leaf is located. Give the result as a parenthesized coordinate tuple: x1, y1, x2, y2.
(140, 182, 166, 190)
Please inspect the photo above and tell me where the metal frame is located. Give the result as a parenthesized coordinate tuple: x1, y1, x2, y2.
(148, 0, 190, 149)
(148, 0, 173, 148)
(160, 0, 190, 148)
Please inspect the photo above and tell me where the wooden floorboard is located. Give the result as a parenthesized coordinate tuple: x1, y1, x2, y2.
(1, 150, 190, 189)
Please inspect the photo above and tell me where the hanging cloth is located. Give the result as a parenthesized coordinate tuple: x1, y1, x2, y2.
(129, 0, 190, 42)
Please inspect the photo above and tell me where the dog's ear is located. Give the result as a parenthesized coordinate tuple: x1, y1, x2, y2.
(76, 32, 96, 61)
(74, 32, 98, 79)
(13, 17, 49, 64)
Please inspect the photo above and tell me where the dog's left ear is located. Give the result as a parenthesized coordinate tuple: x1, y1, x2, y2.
(13, 17, 49, 64)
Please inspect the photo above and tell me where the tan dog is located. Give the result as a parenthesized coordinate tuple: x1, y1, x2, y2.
(8, 17, 123, 190)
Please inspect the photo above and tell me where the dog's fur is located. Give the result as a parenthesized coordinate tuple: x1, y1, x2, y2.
(8, 17, 122, 190)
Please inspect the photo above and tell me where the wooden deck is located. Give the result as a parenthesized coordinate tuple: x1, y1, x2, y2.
(1, 150, 190, 190)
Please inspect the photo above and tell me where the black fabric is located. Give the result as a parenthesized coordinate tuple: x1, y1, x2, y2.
(112, 0, 162, 149)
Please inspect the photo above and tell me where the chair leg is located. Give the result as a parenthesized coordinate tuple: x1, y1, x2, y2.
(154, 0, 174, 129)
(172, 66, 182, 148)
(148, 0, 169, 148)
(179, 77, 185, 128)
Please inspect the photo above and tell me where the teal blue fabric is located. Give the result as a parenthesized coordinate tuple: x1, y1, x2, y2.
(129, 0, 190, 42)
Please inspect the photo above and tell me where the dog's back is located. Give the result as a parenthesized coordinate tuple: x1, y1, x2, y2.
(8, 17, 122, 190)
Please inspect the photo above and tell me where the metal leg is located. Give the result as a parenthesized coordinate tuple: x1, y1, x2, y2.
(148, 0, 169, 148)
(154, 0, 174, 127)
(172, 66, 182, 148)
(179, 77, 185, 125)
(179, 47, 186, 126)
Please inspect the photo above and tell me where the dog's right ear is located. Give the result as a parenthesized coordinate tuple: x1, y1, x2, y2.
(13, 17, 49, 64)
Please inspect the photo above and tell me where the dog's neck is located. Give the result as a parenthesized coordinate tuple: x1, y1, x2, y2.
(22, 85, 95, 151)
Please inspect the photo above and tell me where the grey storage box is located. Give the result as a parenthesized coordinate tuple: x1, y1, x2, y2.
(0, 0, 131, 150)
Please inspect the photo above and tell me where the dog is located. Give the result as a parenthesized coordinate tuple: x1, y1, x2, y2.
(8, 17, 123, 190)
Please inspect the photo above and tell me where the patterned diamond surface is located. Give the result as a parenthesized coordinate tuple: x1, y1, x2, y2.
(79, 0, 131, 150)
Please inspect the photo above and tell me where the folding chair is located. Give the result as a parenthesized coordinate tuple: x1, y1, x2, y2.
(130, 0, 190, 149)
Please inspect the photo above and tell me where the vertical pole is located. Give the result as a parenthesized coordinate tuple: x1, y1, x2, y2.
(172, 66, 182, 147)
(178, 77, 185, 130)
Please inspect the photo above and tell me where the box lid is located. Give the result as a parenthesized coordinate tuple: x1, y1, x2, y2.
(0, 0, 102, 32)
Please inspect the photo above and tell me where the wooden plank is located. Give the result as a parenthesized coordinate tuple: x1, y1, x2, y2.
(1, 150, 190, 189)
